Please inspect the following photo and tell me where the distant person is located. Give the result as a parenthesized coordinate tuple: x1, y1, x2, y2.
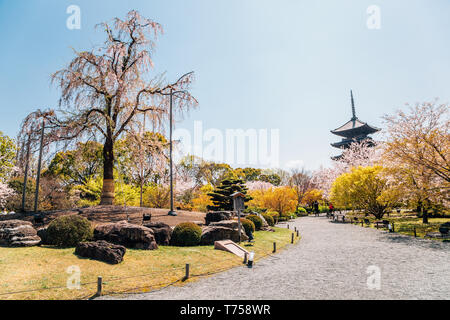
(329, 203, 334, 217)
(313, 201, 319, 216)
(1, 208, 7, 215)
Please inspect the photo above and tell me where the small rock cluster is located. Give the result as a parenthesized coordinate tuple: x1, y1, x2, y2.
(74, 220, 175, 264)
(94, 220, 159, 250)
(200, 212, 252, 245)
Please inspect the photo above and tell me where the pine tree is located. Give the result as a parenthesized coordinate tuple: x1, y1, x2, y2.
(207, 178, 252, 211)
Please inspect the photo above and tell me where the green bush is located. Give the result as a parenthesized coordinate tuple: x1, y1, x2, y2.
(262, 213, 275, 226)
(171, 222, 202, 246)
(246, 214, 263, 230)
(278, 212, 293, 221)
(267, 211, 279, 223)
(319, 205, 329, 213)
(240, 218, 255, 236)
(295, 207, 308, 217)
(46, 215, 93, 247)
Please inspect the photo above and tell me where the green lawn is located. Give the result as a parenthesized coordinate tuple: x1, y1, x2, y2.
(0, 226, 299, 300)
(345, 212, 450, 239)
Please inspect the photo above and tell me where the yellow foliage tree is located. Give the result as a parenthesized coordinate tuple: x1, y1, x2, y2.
(330, 166, 401, 219)
(302, 189, 323, 206)
(249, 186, 297, 215)
(191, 184, 214, 212)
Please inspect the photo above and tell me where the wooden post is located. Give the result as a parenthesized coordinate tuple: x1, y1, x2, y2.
(97, 276, 102, 296)
(296, 230, 299, 237)
(414, 227, 417, 237)
(243, 252, 248, 264)
(291, 233, 294, 244)
(184, 263, 190, 280)
(361, 220, 363, 227)
(287, 224, 289, 229)
(273, 242, 276, 253)
(392, 222, 395, 232)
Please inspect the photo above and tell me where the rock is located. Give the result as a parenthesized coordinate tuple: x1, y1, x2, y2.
(36, 228, 50, 245)
(209, 220, 239, 229)
(200, 226, 248, 245)
(94, 221, 158, 250)
(439, 222, 450, 235)
(0, 220, 41, 247)
(143, 222, 172, 246)
(205, 211, 232, 225)
(75, 240, 126, 264)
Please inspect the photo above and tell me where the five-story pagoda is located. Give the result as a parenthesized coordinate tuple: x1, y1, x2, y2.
(331, 90, 380, 160)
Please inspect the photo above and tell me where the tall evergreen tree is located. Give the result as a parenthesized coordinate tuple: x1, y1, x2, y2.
(207, 178, 252, 211)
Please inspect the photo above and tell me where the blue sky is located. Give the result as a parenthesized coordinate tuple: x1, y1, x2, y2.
(0, 0, 449, 170)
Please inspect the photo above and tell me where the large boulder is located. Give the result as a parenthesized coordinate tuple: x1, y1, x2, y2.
(205, 211, 232, 225)
(94, 221, 158, 250)
(209, 220, 239, 229)
(143, 222, 172, 246)
(75, 240, 126, 264)
(200, 226, 248, 245)
(0, 220, 41, 247)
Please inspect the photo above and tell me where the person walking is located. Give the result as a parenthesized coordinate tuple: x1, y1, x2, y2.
(328, 203, 334, 219)
(313, 201, 319, 217)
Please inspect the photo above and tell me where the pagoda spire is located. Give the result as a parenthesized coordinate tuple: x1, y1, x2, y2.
(351, 90, 356, 120)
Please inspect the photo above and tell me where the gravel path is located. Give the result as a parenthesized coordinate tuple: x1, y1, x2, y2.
(102, 216, 450, 300)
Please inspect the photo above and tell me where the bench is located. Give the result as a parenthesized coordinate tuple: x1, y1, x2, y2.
(333, 214, 347, 223)
(142, 214, 152, 222)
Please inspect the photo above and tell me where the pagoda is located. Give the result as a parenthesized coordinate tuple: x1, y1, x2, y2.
(330, 90, 380, 160)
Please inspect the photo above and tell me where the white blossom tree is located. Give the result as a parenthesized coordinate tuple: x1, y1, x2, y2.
(313, 141, 381, 197)
(22, 11, 197, 205)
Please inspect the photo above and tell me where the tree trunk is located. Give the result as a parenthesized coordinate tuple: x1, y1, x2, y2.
(100, 137, 115, 205)
(140, 182, 143, 207)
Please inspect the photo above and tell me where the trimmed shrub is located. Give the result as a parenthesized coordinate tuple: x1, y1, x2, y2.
(46, 215, 93, 247)
(295, 207, 308, 217)
(267, 211, 279, 223)
(278, 212, 292, 221)
(240, 218, 255, 236)
(246, 214, 263, 231)
(171, 222, 202, 246)
(262, 213, 275, 227)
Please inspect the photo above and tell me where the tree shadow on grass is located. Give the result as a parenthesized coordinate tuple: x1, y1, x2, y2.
(376, 232, 450, 251)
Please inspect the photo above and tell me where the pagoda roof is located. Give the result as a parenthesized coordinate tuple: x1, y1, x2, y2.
(331, 118, 380, 138)
(330, 136, 376, 148)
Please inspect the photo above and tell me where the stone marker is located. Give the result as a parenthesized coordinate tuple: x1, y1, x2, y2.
(214, 240, 249, 258)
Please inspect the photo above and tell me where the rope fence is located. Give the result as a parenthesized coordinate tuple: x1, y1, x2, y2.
(0, 229, 300, 300)
(326, 213, 449, 240)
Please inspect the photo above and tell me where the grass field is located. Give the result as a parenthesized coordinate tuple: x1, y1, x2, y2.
(0, 226, 298, 300)
(344, 212, 450, 239)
